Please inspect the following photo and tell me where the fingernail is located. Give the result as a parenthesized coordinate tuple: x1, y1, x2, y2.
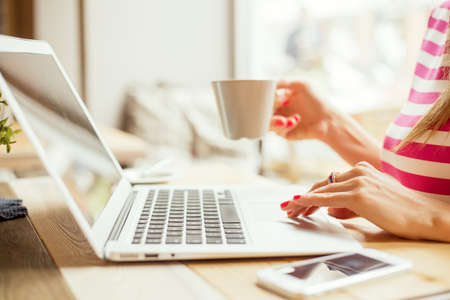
(286, 119, 294, 128)
(293, 195, 301, 200)
(274, 119, 285, 127)
(293, 115, 300, 122)
(282, 99, 290, 106)
(287, 211, 293, 215)
(280, 201, 290, 208)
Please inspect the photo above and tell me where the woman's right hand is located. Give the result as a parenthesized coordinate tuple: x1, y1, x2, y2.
(270, 81, 333, 141)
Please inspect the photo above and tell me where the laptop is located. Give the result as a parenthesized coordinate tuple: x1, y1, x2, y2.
(0, 35, 360, 261)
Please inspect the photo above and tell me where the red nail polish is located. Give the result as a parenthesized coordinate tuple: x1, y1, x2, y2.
(286, 120, 294, 128)
(282, 99, 290, 106)
(274, 119, 285, 127)
(280, 201, 290, 208)
(294, 115, 300, 122)
(287, 211, 293, 215)
(293, 195, 301, 200)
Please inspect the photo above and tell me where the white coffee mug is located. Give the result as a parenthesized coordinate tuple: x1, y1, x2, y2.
(211, 80, 276, 140)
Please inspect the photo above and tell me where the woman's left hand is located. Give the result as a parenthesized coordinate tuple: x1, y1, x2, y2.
(280, 161, 444, 240)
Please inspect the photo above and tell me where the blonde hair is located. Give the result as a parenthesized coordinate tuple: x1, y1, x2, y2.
(396, 86, 450, 150)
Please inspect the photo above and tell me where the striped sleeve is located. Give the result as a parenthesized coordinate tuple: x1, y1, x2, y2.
(381, 2, 450, 200)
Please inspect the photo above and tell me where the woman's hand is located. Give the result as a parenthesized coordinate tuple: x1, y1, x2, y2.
(280, 161, 450, 242)
(270, 81, 332, 141)
(270, 80, 382, 168)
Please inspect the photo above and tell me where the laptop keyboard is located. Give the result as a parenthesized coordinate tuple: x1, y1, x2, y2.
(132, 189, 246, 245)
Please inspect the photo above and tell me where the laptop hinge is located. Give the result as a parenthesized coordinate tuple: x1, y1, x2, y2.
(106, 191, 137, 243)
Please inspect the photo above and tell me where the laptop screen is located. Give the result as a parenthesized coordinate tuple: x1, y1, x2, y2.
(0, 52, 122, 226)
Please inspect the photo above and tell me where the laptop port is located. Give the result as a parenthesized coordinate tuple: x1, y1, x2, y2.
(120, 253, 139, 259)
(144, 253, 159, 258)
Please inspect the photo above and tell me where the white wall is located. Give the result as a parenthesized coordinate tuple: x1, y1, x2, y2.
(34, 0, 82, 94)
(84, 0, 232, 126)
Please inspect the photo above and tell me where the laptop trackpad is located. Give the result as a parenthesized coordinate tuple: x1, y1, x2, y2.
(237, 188, 358, 249)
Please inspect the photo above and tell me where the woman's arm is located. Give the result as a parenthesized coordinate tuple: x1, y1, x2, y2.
(271, 81, 381, 168)
(319, 110, 382, 169)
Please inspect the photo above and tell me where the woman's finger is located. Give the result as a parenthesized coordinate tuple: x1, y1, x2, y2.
(286, 115, 300, 130)
(270, 116, 287, 130)
(302, 171, 347, 215)
(310, 179, 359, 194)
(327, 207, 359, 219)
(287, 206, 308, 218)
(302, 206, 319, 217)
(291, 192, 353, 208)
(308, 179, 328, 192)
(307, 171, 343, 193)
(281, 197, 305, 211)
(270, 114, 300, 138)
(282, 191, 351, 212)
(270, 116, 289, 137)
(309, 167, 367, 191)
(274, 88, 292, 110)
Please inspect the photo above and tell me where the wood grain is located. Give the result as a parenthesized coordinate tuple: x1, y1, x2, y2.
(4, 163, 450, 300)
(9, 176, 225, 300)
(186, 239, 450, 300)
(0, 183, 75, 300)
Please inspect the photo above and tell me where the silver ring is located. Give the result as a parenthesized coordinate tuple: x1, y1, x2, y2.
(328, 171, 337, 184)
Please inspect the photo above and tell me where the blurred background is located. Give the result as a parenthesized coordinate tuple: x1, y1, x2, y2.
(0, 0, 440, 185)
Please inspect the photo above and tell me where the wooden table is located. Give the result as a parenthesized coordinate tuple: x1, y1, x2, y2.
(1, 163, 449, 300)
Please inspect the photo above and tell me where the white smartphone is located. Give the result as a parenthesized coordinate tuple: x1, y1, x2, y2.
(257, 249, 412, 299)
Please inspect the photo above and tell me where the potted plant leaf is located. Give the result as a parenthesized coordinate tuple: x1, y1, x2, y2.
(0, 91, 20, 153)
(0, 91, 26, 222)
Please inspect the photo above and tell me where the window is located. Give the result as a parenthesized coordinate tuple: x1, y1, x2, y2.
(234, 0, 436, 182)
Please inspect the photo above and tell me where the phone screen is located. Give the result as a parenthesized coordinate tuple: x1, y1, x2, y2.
(280, 254, 391, 285)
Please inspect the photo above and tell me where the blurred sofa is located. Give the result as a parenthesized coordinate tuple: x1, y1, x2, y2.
(121, 82, 260, 173)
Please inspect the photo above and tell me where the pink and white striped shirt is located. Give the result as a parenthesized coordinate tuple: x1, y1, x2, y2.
(382, 0, 450, 201)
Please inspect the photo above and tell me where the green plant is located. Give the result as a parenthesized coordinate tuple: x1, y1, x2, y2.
(0, 91, 20, 153)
